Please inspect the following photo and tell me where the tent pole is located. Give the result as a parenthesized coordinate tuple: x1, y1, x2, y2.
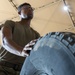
(63, 0, 75, 27)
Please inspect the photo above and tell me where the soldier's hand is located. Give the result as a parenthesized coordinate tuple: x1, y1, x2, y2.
(21, 39, 37, 56)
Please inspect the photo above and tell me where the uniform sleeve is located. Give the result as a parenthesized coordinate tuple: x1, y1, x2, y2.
(3, 20, 15, 33)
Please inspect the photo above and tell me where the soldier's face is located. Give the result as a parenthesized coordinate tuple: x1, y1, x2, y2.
(20, 5, 34, 19)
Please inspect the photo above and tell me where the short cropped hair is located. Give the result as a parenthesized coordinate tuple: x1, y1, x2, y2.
(17, 3, 31, 12)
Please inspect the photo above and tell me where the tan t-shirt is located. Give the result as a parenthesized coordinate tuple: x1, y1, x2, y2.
(0, 20, 40, 64)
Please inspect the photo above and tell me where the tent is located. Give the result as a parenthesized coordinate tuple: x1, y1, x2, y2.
(0, 0, 75, 45)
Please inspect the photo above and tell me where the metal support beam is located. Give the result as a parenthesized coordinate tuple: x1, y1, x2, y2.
(63, 0, 75, 27)
(8, 0, 17, 10)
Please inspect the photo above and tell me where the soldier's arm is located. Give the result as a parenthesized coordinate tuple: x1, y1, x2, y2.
(2, 26, 23, 56)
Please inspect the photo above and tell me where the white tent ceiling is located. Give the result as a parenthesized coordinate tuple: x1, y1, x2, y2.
(0, 0, 75, 45)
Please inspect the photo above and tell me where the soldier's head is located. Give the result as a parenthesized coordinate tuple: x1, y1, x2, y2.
(18, 3, 34, 20)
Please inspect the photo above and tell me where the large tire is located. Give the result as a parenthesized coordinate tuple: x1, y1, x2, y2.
(20, 32, 75, 75)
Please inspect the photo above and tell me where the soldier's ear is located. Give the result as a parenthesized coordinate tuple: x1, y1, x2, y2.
(18, 11, 21, 15)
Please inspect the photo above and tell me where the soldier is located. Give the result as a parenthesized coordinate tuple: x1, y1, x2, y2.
(0, 2, 40, 75)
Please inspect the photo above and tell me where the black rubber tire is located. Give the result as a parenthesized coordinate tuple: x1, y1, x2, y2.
(20, 32, 75, 75)
(42, 32, 75, 56)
